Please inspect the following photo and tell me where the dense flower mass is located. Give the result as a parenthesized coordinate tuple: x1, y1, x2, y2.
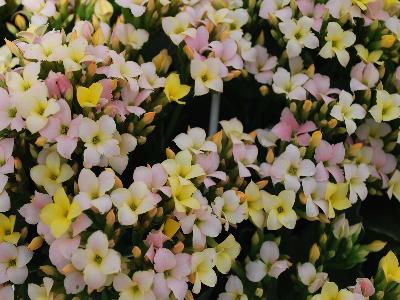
(0, 0, 399, 299)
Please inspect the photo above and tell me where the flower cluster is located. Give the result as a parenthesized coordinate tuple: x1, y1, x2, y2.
(0, 0, 399, 299)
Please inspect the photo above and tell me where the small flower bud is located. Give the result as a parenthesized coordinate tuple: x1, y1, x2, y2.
(309, 243, 320, 263)
(259, 85, 269, 96)
(28, 236, 44, 251)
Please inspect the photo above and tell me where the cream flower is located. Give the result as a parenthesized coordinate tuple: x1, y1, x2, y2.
(319, 22, 356, 67)
(244, 181, 268, 228)
(264, 190, 297, 230)
(30, 151, 74, 196)
(111, 181, 158, 225)
(162, 12, 196, 45)
(192, 248, 217, 294)
(298, 262, 328, 293)
(190, 58, 224, 96)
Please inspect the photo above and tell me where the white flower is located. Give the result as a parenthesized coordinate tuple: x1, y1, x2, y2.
(302, 178, 328, 218)
(190, 58, 224, 96)
(113, 23, 149, 49)
(272, 67, 309, 100)
(218, 275, 248, 300)
(5, 62, 45, 98)
(245, 241, 290, 282)
(386, 16, 400, 40)
(330, 90, 366, 134)
(57, 38, 93, 72)
(99, 50, 142, 79)
(71, 231, 121, 290)
(344, 163, 369, 203)
(24, 31, 63, 61)
(0, 174, 10, 212)
(0, 243, 33, 284)
(192, 248, 217, 294)
(111, 181, 158, 225)
(388, 170, 400, 201)
(279, 17, 319, 58)
(108, 132, 138, 175)
(0, 45, 18, 74)
(369, 90, 400, 123)
(173, 127, 217, 154)
(78, 115, 120, 168)
(113, 270, 156, 300)
(319, 22, 356, 67)
(138, 62, 165, 90)
(74, 168, 115, 214)
(298, 262, 328, 293)
(271, 144, 316, 192)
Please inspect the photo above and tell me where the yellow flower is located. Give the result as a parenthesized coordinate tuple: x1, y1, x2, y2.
(388, 170, 400, 200)
(352, 0, 376, 10)
(380, 251, 400, 283)
(77, 82, 103, 108)
(215, 234, 241, 274)
(325, 183, 351, 218)
(94, 0, 113, 22)
(369, 90, 400, 123)
(244, 181, 267, 228)
(162, 150, 205, 186)
(311, 281, 354, 300)
(0, 214, 20, 244)
(264, 190, 297, 230)
(164, 73, 191, 104)
(354, 44, 383, 64)
(168, 176, 199, 212)
(40, 187, 81, 238)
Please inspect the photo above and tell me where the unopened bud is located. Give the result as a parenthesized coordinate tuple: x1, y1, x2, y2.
(138, 136, 147, 145)
(40, 265, 58, 276)
(256, 180, 268, 190)
(35, 136, 47, 147)
(255, 288, 264, 297)
(259, 85, 269, 96)
(61, 263, 76, 275)
(183, 45, 194, 60)
(306, 64, 315, 78)
(14, 158, 22, 170)
(310, 131, 322, 147)
(14, 15, 27, 31)
(28, 236, 44, 251)
(303, 100, 312, 112)
(173, 241, 185, 254)
(328, 119, 337, 128)
(380, 34, 396, 48)
(367, 240, 386, 252)
(290, 102, 297, 113)
(166, 148, 175, 159)
(132, 246, 141, 258)
(92, 27, 105, 46)
(106, 209, 116, 226)
(309, 243, 320, 263)
(266, 148, 275, 164)
(152, 49, 172, 74)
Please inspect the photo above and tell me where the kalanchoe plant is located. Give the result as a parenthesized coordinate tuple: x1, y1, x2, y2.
(0, 0, 399, 299)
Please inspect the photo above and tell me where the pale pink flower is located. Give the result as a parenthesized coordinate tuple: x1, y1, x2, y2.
(107, 132, 137, 175)
(22, 0, 56, 25)
(40, 99, 81, 159)
(304, 74, 340, 103)
(344, 163, 369, 203)
(64, 271, 86, 294)
(196, 152, 226, 188)
(144, 230, 169, 262)
(232, 144, 259, 177)
(116, 0, 148, 17)
(0, 285, 13, 300)
(245, 241, 290, 282)
(350, 62, 379, 91)
(218, 275, 247, 300)
(212, 190, 247, 230)
(245, 45, 277, 84)
(185, 26, 209, 60)
(296, 0, 326, 31)
(162, 12, 196, 46)
(349, 278, 375, 297)
(271, 144, 316, 192)
(19, 191, 52, 224)
(175, 191, 222, 249)
(0, 243, 32, 284)
(209, 39, 243, 70)
(23, 31, 63, 61)
(297, 262, 328, 293)
(74, 168, 115, 214)
(259, 0, 292, 21)
(45, 72, 73, 100)
(370, 146, 396, 188)
(153, 248, 191, 300)
(133, 163, 171, 197)
(49, 236, 80, 271)
(272, 108, 316, 145)
(120, 79, 150, 116)
(314, 140, 345, 182)
(71, 231, 121, 290)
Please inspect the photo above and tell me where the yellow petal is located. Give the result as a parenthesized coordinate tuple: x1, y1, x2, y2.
(40, 203, 65, 225)
(67, 201, 81, 220)
(164, 218, 180, 238)
(77, 82, 103, 108)
(50, 218, 71, 238)
(54, 187, 70, 211)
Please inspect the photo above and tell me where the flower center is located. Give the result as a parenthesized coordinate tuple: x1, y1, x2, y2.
(277, 206, 284, 214)
(94, 255, 103, 264)
(8, 259, 16, 267)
